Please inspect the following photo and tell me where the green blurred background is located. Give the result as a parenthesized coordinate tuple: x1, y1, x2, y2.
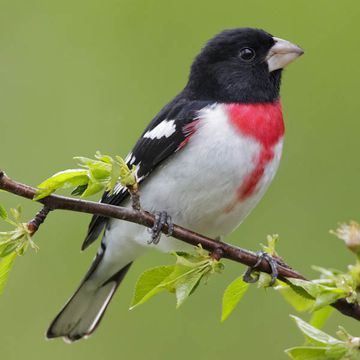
(0, 0, 359, 359)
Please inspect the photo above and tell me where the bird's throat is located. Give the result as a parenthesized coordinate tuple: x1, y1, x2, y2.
(226, 100, 284, 147)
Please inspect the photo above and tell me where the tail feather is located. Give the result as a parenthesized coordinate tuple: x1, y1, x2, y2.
(46, 258, 132, 343)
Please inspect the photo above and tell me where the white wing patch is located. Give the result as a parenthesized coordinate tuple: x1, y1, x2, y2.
(124, 152, 136, 165)
(143, 120, 176, 139)
(113, 183, 125, 195)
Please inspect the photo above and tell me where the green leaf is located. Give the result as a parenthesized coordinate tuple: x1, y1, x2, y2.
(261, 234, 279, 256)
(285, 281, 316, 302)
(0, 232, 11, 241)
(257, 272, 274, 288)
(336, 326, 353, 342)
(9, 228, 26, 241)
(276, 282, 314, 312)
(10, 205, 22, 222)
(287, 278, 347, 311)
(312, 288, 347, 311)
(74, 156, 111, 176)
(107, 159, 121, 194)
(38, 169, 89, 188)
(88, 163, 111, 180)
(94, 152, 113, 164)
(171, 266, 206, 307)
(287, 278, 322, 298)
(221, 276, 250, 322)
(170, 251, 220, 307)
(310, 306, 334, 329)
(130, 266, 174, 309)
(174, 252, 207, 268)
(34, 152, 139, 200)
(0, 205, 8, 220)
(175, 271, 203, 307)
(285, 346, 345, 360)
(71, 184, 88, 196)
(330, 345, 354, 359)
(159, 264, 206, 299)
(290, 315, 341, 346)
(34, 169, 89, 200)
(130, 250, 219, 310)
(80, 180, 104, 198)
(0, 253, 17, 295)
(0, 241, 19, 257)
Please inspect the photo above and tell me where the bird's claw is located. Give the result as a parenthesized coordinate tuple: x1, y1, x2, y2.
(148, 211, 174, 245)
(243, 251, 278, 286)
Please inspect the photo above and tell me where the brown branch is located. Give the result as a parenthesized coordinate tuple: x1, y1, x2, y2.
(27, 206, 52, 235)
(0, 169, 359, 321)
(127, 183, 141, 211)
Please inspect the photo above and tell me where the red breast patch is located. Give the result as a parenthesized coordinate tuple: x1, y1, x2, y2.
(226, 101, 284, 202)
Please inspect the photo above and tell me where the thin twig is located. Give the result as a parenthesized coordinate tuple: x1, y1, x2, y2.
(127, 183, 141, 211)
(0, 170, 359, 321)
(27, 206, 52, 235)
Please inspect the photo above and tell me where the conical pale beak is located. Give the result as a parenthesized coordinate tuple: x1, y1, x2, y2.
(266, 37, 304, 72)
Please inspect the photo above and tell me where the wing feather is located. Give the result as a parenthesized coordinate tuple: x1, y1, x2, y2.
(82, 97, 212, 250)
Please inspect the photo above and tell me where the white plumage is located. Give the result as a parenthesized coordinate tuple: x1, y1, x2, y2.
(92, 103, 283, 282)
(143, 119, 177, 139)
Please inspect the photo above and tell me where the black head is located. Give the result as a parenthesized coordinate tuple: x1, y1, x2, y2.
(184, 28, 303, 103)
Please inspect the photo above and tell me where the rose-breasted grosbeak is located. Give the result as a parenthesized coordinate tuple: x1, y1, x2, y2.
(47, 28, 303, 342)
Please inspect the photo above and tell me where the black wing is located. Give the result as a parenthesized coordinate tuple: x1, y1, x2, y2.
(82, 96, 212, 250)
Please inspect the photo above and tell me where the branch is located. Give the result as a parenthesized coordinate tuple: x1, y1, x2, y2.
(0, 170, 359, 321)
(27, 206, 52, 235)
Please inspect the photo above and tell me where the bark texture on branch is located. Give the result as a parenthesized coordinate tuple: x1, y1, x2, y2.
(0, 170, 359, 321)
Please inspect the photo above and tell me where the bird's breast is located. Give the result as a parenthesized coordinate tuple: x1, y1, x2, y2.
(139, 102, 284, 240)
(179, 101, 284, 233)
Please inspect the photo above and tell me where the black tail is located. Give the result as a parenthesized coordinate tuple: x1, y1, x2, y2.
(46, 253, 132, 343)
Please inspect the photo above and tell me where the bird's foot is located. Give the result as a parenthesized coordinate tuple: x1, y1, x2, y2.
(243, 251, 278, 286)
(148, 211, 174, 245)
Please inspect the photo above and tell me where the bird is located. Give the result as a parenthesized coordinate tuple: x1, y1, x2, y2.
(46, 27, 303, 342)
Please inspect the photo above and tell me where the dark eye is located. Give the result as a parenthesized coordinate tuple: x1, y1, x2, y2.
(239, 47, 256, 62)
